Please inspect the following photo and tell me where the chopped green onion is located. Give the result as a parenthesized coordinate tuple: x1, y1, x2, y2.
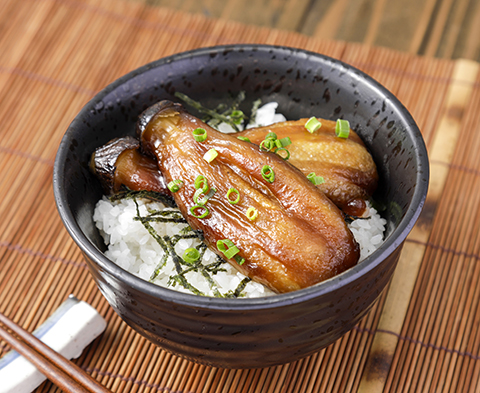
(189, 205, 209, 218)
(193, 188, 204, 205)
(237, 136, 251, 143)
(203, 148, 218, 163)
(183, 247, 200, 263)
(261, 165, 275, 183)
(275, 147, 290, 160)
(234, 255, 245, 265)
(167, 179, 183, 193)
(192, 127, 207, 142)
(259, 138, 276, 151)
(226, 188, 240, 204)
(194, 187, 216, 206)
(204, 187, 217, 204)
(305, 117, 322, 133)
(193, 175, 215, 205)
(335, 119, 350, 138)
(231, 110, 244, 125)
(259, 133, 292, 159)
(246, 207, 258, 221)
(278, 137, 292, 147)
(194, 175, 208, 192)
(307, 172, 325, 185)
(224, 246, 239, 259)
(259, 132, 285, 152)
(217, 239, 240, 259)
(265, 132, 277, 140)
(274, 137, 292, 149)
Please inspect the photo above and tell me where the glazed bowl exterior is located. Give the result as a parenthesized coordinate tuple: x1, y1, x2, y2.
(53, 44, 428, 368)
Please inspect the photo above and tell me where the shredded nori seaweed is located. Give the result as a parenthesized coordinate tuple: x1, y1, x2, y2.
(116, 191, 251, 298)
(110, 189, 175, 207)
(174, 91, 253, 132)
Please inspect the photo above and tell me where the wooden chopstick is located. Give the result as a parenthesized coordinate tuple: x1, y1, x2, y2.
(0, 311, 111, 393)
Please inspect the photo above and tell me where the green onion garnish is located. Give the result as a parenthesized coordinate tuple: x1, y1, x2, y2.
(183, 247, 200, 263)
(203, 148, 218, 163)
(234, 255, 245, 265)
(193, 175, 215, 205)
(246, 207, 258, 221)
(335, 119, 350, 138)
(194, 187, 216, 206)
(237, 136, 251, 143)
(305, 117, 322, 133)
(192, 127, 207, 142)
(193, 189, 205, 205)
(307, 172, 325, 185)
(261, 165, 275, 183)
(259, 132, 279, 151)
(189, 205, 209, 218)
(194, 175, 208, 192)
(275, 147, 290, 160)
(259, 133, 292, 159)
(167, 179, 183, 193)
(278, 137, 292, 147)
(217, 239, 240, 259)
(231, 110, 244, 125)
(265, 132, 277, 140)
(259, 138, 276, 152)
(226, 188, 240, 204)
(193, 188, 203, 204)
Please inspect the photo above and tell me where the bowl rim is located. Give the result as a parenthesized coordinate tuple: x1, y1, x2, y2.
(53, 43, 429, 311)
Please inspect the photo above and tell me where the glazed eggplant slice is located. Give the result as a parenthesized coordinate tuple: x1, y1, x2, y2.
(90, 136, 169, 195)
(237, 119, 378, 216)
(136, 101, 360, 293)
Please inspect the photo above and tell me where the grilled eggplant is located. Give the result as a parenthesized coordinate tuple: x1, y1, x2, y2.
(135, 101, 360, 293)
(237, 119, 378, 216)
(90, 136, 169, 196)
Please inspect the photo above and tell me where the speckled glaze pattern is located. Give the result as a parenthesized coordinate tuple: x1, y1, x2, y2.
(53, 45, 429, 368)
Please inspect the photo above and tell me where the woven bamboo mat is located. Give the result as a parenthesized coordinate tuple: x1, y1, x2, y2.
(1, 0, 480, 392)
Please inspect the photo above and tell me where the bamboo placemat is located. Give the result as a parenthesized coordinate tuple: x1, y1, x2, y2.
(0, 0, 479, 392)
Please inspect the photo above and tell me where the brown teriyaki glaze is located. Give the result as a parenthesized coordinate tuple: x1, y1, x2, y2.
(237, 119, 378, 216)
(136, 101, 360, 293)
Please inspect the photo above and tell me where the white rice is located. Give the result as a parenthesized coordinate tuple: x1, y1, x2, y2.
(94, 197, 274, 297)
(93, 102, 387, 298)
(93, 198, 385, 298)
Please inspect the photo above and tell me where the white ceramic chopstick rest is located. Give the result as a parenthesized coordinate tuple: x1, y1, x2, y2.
(0, 295, 107, 393)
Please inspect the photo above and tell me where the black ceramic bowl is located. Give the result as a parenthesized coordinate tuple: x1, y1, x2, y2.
(53, 44, 428, 368)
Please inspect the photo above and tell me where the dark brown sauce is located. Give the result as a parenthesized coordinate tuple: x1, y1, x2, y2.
(343, 199, 367, 217)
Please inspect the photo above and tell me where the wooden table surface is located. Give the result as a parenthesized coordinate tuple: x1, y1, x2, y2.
(129, 0, 480, 61)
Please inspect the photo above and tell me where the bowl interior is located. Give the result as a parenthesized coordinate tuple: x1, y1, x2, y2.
(54, 44, 428, 306)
